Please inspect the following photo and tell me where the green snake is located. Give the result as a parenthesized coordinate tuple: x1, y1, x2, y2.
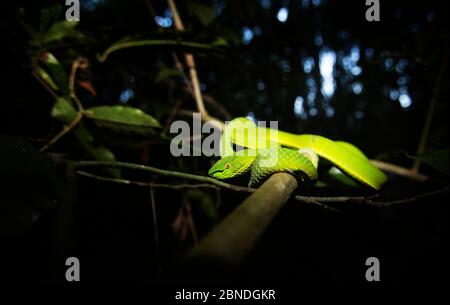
(208, 117, 387, 190)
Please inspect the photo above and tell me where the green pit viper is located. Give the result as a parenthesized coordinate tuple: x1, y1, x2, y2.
(208, 117, 387, 190)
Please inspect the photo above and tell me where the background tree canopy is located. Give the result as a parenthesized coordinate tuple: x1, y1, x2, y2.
(0, 0, 448, 289)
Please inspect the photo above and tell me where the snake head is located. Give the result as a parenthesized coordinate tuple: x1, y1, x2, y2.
(208, 155, 255, 180)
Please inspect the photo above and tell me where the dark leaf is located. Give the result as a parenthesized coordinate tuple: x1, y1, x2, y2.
(155, 66, 184, 83)
(37, 66, 59, 90)
(186, 0, 217, 26)
(85, 105, 162, 136)
(51, 97, 77, 123)
(39, 4, 63, 31)
(0, 135, 60, 235)
(43, 20, 84, 44)
(188, 190, 218, 222)
(51, 100, 120, 177)
(409, 148, 449, 176)
(40, 52, 70, 96)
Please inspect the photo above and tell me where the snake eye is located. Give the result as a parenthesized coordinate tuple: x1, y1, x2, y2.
(224, 163, 231, 169)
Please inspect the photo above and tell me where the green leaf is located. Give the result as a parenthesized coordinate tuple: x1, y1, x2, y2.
(73, 124, 121, 178)
(186, 0, 217, 26)
(212, 37, 230, 47)
(98, 39, 227, 62)
(324, 167, 361, 188)
(155, 66, 184, 83)
(85, 106, 162, 136)
(50, 99, 120, 177)
(409, 148, 449, 176)
(39, 4, 63, 31)
(51, 97, 77, 123)
(43, 20, 84, 44)
(40, 52, 70, 96)
(37, 66, 59, 90)
(74, 124, 116, 161)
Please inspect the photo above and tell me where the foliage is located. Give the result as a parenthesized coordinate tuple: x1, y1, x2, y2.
(0, 0, 448, 282)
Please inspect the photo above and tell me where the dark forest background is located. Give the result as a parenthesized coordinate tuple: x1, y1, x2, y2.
(0, 0, 448, 293)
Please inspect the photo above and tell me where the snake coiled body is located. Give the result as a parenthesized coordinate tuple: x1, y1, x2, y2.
(208, 117, 387, 190)
(209, 147, 318, 187)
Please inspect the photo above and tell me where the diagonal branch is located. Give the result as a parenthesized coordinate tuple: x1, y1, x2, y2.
(167, 0, 224, 131)
(39, 112, 83, 152)
(412, 50, 448, 172)
(39, 57, 88, 152)
(72, 160, 445, 211)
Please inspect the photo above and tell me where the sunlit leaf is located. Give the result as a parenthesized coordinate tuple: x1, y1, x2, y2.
(51, 99, 120, 177)
(51, 97, 77, 123)
(37, 66, 59, 90)
(40, 52, 70, 96)
(43, 20, 84, 44)
(85, 105, 162, 135)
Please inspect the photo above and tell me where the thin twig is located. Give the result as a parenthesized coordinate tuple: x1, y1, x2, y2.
(97, 40, 226, 63)
(33, 70, 59, 100)
(74, 162, 447, 210)
(412, 50, 448, 172)
(39, 112, 83, 152)
(166, 0, 224, 131)
(39, 57, 88, 152)
(162, 100, 183, 134)
(182, 192, 199, 243)
(297, 198, 342, 212)
(298, 194, 378, 203)
(72, 161, 379, 210)
(74, 160, 254, 192)
(364, 186, 449, 207)
(69, 57, 88, 111)
(144, 0, 158, 22)
(202, 94, 232, 121)
(371, 160, 429, 181)
(149, 186, 160, 259)
(76, 168, 340, 211)
(76, 170, 217, 189)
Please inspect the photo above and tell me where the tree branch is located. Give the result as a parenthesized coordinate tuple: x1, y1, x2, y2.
(69, 57, 87, 111)
(97, 40, 226, 63)
(364, 186, 448, 207)
(166, 0, 224, 131)
(370, 160, 429, 181)
(412, 50, 448, 172)
(76, 170, 218, 190)
(71, 160, 444, 211)
(39, 57, 88, 152)
(39, 112, 83, 152)
(149, 186, 160, 261)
